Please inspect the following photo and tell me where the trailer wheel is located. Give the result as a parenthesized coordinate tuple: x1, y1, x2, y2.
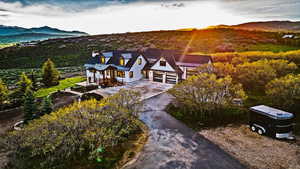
(250, 125, 256, 132)
(257, 128, 264, 135)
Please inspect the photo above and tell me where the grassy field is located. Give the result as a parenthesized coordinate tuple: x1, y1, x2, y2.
(35, 76, 85, 98)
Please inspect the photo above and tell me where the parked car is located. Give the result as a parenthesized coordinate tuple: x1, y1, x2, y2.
(249, 105, 295, 140)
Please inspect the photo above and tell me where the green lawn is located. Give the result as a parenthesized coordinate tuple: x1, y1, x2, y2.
(36, 76, 85, 98)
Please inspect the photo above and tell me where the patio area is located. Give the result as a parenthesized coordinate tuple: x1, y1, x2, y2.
(88, 80, 174, 100)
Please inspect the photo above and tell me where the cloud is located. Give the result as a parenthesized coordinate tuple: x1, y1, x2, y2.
(0, 1, 70, 16)
(0, 0, 299, 34)
(218, 0, 300, 20)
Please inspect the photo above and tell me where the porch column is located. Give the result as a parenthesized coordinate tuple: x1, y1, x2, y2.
(93, 71, 96, 83)
(102, 70, 105, 83)
(163, 72, 167, 83)
(86, 69, 89, 84)
(149, 71, 153, 81)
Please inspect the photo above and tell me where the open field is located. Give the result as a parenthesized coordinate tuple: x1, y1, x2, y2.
(200, 125, 300, 169)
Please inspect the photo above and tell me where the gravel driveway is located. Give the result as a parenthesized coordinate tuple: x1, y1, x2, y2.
(124, 93, 247, 169)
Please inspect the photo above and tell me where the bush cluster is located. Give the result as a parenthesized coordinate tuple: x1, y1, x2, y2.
(2, 89, 142, 169)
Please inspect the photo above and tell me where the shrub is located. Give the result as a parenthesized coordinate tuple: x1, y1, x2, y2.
(235, 61, 277, 90)
(168, 73, 247, 119)
(81, 93, 103, 101)
(266, 74, 300, 109)
(213, 62, 236, 78)
(256, 59, 298, 77)
(3, 89, 142, 169)
(0, 78, 8, 109)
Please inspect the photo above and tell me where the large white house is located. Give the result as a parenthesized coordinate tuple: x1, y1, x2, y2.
(84, 48, 212, 85)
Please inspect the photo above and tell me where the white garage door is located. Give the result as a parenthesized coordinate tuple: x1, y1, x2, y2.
(153, 72, 163, 82)
(166, 73, 177, 84)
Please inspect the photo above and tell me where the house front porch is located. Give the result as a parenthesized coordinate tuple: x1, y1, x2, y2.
(86, 65, 124, 87)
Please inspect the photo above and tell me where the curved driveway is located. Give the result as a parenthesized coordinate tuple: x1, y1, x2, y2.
(125, 93, 247, 169)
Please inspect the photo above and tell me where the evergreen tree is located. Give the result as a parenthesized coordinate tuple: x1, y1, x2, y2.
(29, 70, 38, 91)
(42, 59, 60, 87)
(0, 79, 9, 110)
(40, 96, 53, 116)
(16, 72, 32, 100)
(23, 89, 37, 123)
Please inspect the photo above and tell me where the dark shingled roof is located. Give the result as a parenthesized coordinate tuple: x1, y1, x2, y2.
(142, 48, 212, 64)
(141, 48, 178, 60)
(106, 51, 141, 68)
(174, 54, 212, 64)
(86, 54, 101, 65)
(149, 52, 183, 74)
(86, 48, 212, 72)
(86, 50, 143, 68)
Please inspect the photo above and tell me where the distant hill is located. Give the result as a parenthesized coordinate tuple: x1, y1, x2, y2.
(0, 25, 88, 43)
(226, 21, 300, 33)
(1, 27, 300, 69)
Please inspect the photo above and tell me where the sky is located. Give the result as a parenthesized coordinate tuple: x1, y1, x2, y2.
(0, 0, 300, 34)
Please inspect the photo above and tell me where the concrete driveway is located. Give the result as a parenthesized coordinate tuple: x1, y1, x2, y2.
(124, 93, 247, 169)
(90, 80, 174, 100)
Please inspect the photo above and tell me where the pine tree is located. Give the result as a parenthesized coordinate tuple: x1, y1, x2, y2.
(42, 59, 60, 87)
(23, 89, 37, 123)
(0, 79, 9, 110)
(40, 96, 53, 116)
(29, 70, 38, 91)
(16, 72, 32, 99)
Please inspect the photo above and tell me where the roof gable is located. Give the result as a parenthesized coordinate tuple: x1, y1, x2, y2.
(150, 55, 183, 74)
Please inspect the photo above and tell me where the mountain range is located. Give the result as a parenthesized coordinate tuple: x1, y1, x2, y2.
(216, 21, 300, 33)
(0, 25, 88, 43)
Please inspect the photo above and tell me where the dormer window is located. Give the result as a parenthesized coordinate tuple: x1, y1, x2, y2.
(138, 58, 142, 65)
(100, 56, 105, 64)
(160, 60, 166, 67)
(120, 57, 125, 66)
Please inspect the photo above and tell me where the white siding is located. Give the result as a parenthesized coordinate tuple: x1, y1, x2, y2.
(125, 55, 147, 83)
(150, 58, 175, 72)
(179, 66, 187, 79)
(105, 58, 111, 64)
(124, 59, 130, 65)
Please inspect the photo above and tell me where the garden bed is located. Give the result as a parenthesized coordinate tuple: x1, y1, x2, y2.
(50, 91, 80, 110)
(71, 85, 98, 93)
